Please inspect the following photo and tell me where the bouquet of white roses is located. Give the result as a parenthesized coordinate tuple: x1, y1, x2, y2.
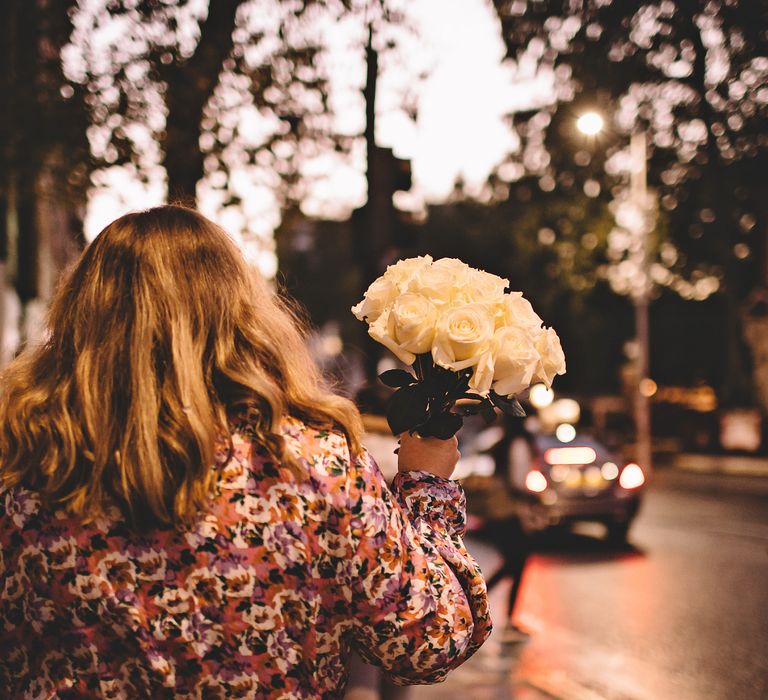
(352, 256, 566, 438)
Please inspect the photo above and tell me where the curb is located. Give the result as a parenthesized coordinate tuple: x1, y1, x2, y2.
(521, 674, 608, 700)
(664, 453, 768, 478)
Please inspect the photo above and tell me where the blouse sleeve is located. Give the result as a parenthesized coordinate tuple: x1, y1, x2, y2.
(345, 449, 492, 685)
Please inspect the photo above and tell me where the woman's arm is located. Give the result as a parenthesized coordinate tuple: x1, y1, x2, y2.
(345, 440, 492, 685)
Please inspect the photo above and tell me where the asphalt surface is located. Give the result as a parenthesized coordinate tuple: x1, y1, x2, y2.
(408, 468, 768, 700)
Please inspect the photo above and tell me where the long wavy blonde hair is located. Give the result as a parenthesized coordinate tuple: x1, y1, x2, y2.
(0, 205, 362, 528)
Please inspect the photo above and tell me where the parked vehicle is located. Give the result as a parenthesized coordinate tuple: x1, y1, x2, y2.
(510, 432, 645, 542)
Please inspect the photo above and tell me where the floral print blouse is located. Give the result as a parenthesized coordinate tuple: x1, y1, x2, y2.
(0, 416, 491, 699)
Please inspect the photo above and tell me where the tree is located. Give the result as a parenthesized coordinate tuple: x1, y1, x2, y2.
(492, 0, 768, 404)
(1, 0, 92, 354)
(160, 0, 241, 202)
(68, 1, 328, 201)
(67, 0, 420, 246)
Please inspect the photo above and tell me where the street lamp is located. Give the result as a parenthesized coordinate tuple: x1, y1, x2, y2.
(576, 111, 604, 137)
(576, 112, 654, 475)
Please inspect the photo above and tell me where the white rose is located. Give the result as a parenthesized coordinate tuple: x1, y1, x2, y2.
(389, 293, 439, 354)
(532, 327, 566, 386)
(468, 351, 495, 396)
(432, 303, 495, 371)
(368, 310, 413, 365)
(351, 276, 398, 323)
(491, 326, 541, 397)
(501, 292, 544, 332)
(367, 294, 437, 366)
(457, 269, 509, 306)
(408, 257, 472, 305)
(383, 255, 433, 292)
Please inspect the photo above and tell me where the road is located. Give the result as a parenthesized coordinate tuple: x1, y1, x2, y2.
(410, 469, 768, 700)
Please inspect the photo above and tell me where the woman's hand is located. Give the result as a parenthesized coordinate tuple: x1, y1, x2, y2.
(397, 432, 460, 480)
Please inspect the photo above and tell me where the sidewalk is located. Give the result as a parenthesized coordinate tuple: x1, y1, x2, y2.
(345, 634, 550, 700)
(661, 452, 768, 478)
(407, 634, 554, 700)
(406, 538, 577, 700)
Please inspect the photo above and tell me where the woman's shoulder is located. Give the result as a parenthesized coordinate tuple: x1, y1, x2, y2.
(280, 415, 354, 474)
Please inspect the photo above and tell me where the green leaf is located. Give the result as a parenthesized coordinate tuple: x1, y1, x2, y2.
(490, 391, 526, 417)
(419, 411, 463, 439)
(378, 368, 415, 388)
(454, 369, 473, 391)
(386, 384, 430, 435)
(456, 404, 479, 416)
(426, 364, 453, 391)
(479, 398, 497, 424)
(454, 393, 483, 414)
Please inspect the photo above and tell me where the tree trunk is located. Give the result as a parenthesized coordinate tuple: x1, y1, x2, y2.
(1, 0, 90, 355)
(162, 0, 240, 204)
(354, 27, 387, 385)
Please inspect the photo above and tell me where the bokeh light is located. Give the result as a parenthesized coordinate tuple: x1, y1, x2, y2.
(576, 111, 604, 136)
(555, 423, 577, 443)
(529, 383, 555, 408)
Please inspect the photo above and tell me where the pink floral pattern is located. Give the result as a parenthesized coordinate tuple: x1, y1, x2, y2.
(0, 416, 491, 699)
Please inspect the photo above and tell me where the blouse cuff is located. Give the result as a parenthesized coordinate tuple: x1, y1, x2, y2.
(390, 470, 467, 537)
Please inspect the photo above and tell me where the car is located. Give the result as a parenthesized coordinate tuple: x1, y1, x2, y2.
(509, 432, 645, 542)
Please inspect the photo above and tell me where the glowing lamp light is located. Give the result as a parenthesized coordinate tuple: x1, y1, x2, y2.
(529, 383, 554, 408)
(544, 446, 597, 466)
(601, 462, 620, 480)
(550, 465, 570, 482)
(576, 111, 604, 136)
(525, 470, 548, 493)
(555, 423, 577, 443)
(619, 463, 645, 489)
(585, 466, 603, 486)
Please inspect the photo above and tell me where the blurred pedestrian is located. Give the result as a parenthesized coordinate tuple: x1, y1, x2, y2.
(0, 205, 491, 698)
(482, 515, 532, 642)
(484, 414, 536, 642)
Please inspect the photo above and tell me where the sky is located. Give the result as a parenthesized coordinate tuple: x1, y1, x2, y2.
(392, 0, 520, 200)
(79, 0, 552, 275)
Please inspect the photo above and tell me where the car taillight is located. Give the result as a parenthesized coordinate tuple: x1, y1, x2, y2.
(619, 463, 645, 489)
(525, 470, 548, 493)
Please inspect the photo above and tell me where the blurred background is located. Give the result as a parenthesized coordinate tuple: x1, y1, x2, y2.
(2, 0, 767, 698)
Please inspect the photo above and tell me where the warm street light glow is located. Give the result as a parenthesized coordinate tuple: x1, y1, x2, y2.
(529, 383, 554, 408)
(544, 446, 597, 465)
(555, 423, 577, 442)
(577, 111, 604, 136)
(525, 470, 548, 493)
(619, 463, 645, 489)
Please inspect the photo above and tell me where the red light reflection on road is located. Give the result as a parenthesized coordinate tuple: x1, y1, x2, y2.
(511, 546, 662, 689)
